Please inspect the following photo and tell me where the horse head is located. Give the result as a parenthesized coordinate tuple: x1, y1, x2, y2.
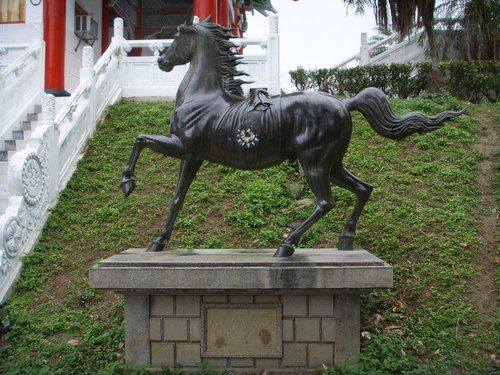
(157, 16, 198, 72)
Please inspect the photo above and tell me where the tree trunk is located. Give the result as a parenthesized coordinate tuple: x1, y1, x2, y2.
(420, 8, 444, 92)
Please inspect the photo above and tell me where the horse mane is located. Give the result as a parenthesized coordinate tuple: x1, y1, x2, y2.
(192, 21, 250, 98)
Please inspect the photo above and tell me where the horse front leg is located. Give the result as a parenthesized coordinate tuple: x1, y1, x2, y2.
(120, 134, 185, 197)
(148, 159, 202, 252)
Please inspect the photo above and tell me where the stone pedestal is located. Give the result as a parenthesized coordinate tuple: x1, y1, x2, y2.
(89, 248, 392, 373)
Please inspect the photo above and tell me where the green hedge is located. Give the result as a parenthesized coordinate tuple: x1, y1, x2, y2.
(289, 61, 499, 103)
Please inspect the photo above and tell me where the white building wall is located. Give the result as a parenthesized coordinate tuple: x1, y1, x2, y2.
(65, 0, 103, 93)
(0, 0, 43, 43)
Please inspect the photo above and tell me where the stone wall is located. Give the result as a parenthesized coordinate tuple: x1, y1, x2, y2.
(147, 293, 350, 371)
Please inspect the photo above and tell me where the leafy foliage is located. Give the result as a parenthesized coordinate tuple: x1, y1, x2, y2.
(289, 60, 499, 102)
(0, 98, 497, 374)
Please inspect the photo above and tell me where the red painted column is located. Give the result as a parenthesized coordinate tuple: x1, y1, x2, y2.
(101, 0, 109, 53)
(194, 0, 218, 23)
(44, 0, 69, 96)
(217, 0, 229, 28)
(129, 0, 142, 56)
(232, 4, 241, 36)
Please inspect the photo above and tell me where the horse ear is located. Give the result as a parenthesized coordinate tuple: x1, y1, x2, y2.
(202, 15, 212, 23)
(185, 12, 194, 26)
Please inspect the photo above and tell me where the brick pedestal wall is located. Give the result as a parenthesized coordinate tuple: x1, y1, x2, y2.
(145, 293, 357, 371)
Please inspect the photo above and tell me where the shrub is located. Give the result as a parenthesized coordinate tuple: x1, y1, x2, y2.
(289, 61, 499, 103)
(289, 66, 310, 91)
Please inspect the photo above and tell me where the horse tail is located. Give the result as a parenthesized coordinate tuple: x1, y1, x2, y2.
(343, 87, 466, 140)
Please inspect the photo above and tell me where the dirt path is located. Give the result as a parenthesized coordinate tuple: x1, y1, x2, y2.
(470, 107, 498, 318)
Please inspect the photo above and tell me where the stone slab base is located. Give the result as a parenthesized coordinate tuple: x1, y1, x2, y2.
(90, 248, 392, 372)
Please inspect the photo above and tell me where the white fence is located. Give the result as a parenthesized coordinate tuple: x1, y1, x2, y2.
(0, 24, 44, 142)
(121, 16, 280, 98)
(333, 31, 426, 69)
(0, 16, 280, 302)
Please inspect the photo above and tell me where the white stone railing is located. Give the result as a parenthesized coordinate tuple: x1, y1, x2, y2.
(333, 30, 426, 68)
(0, 16, 280, 302)
(0, 43, 31, 72)
(367, 32, 426, 65)
(121, 15, 280, 98)
(0, 24, 44, 141)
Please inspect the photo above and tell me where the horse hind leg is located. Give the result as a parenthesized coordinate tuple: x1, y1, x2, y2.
(121, 134, 185, 198)
(330, 163, 373, 250)
(274, 165, 335, 257)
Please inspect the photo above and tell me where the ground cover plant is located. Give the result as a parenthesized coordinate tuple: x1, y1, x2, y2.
(0, 95, 497, 374)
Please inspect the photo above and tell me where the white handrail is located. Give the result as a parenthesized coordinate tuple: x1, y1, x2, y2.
(368, 33, 399, 52)
(54, 80, 91, 128)
(123, 37, 267, 49)
(93, 40, 120, 76)
(332, 52, 361, 69)
(0, 43, 40, 80)
(0, 43, 30, 50)
(332, 32, 399, 69)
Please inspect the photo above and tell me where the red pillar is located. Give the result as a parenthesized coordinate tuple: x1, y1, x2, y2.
(232, 4, 240, 36)
(217, 0, 229, 28)
(44, 0, 69, 96)
(101, 0, 109, 53)
(129, 0, 142, 56)
(194, 0, 218, 23)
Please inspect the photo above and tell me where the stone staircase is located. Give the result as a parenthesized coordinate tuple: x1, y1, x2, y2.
(0, 104, 42, 213)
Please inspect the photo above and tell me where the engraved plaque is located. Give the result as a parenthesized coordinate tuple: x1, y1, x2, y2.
(201, 303, 282, 358)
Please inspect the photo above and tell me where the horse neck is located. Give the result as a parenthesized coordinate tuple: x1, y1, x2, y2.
(175, 42, 223, 105)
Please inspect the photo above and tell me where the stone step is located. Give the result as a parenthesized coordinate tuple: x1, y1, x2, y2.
(0, 183, 8, 198)
(12, 130, 24, 140)
(0, 197, 9, 212)
(34, 104, 42, 113)
(15, 139, 26, 150)
(0, 151, 7, 162)
(4, 140, 16, 151)
(27, 113, 38, 122)
(0, 161, 7, 178)
(21, 129, 33, 140)
(21, 121, 31, 131)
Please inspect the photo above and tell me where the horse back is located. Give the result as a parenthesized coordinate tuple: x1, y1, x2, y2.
(203, 93, 287, 169)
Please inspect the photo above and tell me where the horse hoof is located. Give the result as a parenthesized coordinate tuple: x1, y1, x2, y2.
(273, 242, 295, 258)
(338, 234, 354, 250)
(120, 176, 135, 198)
(147, 241, 165, 252)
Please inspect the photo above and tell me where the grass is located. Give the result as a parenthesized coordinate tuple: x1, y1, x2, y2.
(0, 94, 498, 374)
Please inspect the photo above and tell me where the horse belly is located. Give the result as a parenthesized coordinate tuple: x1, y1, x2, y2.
(207, 108, 284, 169)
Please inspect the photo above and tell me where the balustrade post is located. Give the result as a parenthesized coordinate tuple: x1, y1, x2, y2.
(266, 15, 280, 95)
(112, 17, 126, 94)
(360, 32, 370, 66)
(33, 23, 45, 98)
(41, 94, 59, 205)
(112, 17, 125, 44)
(81, 46, 97, 131)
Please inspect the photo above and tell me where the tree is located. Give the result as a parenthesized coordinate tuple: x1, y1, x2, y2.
(439, 0, 499, 61)
(343, 0, 444, 91)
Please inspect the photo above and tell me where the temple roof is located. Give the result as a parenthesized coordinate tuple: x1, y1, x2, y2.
(243, 0, 277, 16)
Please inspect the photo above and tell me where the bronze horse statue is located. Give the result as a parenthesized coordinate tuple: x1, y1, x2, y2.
(120, 17, 464, 257)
